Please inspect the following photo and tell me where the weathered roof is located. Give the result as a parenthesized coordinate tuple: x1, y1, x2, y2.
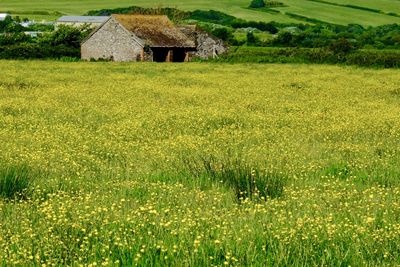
(57, 16, 109, 24)
(112, 14, 195, 48)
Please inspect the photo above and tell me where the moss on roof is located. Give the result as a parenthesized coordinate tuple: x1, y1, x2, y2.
(112, 14, 195, 48)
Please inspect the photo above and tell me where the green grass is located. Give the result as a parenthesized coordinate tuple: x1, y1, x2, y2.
(182, 156, 286, 201)
(0, 0, 300, 23)
(315, 0, 400, 14)
(1, 61, 400, 265)
(271, 0, 400, 25)
(0, 164, 33, 199)
(1, 0, 400, 25)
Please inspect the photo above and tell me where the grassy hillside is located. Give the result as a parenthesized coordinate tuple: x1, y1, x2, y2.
(1, 0, 400, 25)
(1, 61, 400, 265)
(274, 0, 400, 25)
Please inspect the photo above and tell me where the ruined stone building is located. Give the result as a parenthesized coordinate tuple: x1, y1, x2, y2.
(179, 26, 228, 59)
(81, 15, 197, 62)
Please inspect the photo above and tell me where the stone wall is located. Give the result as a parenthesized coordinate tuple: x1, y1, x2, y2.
(81, 18, 144, 62)
(179, 26, 228, 59)
(195, 31, 227, 59)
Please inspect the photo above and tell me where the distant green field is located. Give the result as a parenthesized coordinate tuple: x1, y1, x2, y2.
(315, 0, 400, 14)
(274, 0, 400, 26)
(0, 0, 298, 23)
(1, 0, 400, 25)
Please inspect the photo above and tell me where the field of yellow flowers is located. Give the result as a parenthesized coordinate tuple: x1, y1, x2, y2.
(0, 61, 400, 266)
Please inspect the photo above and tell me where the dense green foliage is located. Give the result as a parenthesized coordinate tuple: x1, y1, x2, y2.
(0, 16, 24, 33)
(214, 46, 400, 68)
(0, 44, 79, 59)
(249, 0, 266, 8)
(270, 23, 400, 49)
(0, 17, 90, 59)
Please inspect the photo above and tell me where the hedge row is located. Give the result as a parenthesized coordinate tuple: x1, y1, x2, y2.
(0, 44, 79, 59)
(214, 47, 400, 68)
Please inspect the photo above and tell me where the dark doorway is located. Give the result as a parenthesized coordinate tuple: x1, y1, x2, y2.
(152, 48, 170, 62)
(172, 48, 187, 62)
(151, 47, 191, 62)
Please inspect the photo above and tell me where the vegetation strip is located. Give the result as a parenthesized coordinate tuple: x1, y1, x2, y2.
(306, 0, 400, 18)
(210, 47, 400, 68)
(284, 12, 333, 25)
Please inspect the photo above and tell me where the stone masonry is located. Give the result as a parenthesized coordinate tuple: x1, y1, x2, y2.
(81, 17, 144, 62)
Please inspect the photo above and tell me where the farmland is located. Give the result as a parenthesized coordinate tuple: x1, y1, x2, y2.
(1, 0, 400, 26)
(1, 61, 400, 265)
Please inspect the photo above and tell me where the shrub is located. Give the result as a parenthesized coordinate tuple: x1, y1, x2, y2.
(190, 10, 238, 25)
(0, 164, 33, 200)
(212, 27, 233, 41)
(273, 31, 295, 46)
(0, 43, 80, 59)
(39, 25, 91, 49)
(0, 16, 13, 32)
(183, 156, 285, 201)
(246, 31, 262, 46)
(249, 0, 266, 8)
(329, 38, 358, 54)
(0, 33, 31, 46)
(265, 1, 285, 7)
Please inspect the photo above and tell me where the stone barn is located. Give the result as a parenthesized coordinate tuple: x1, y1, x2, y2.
(81, 14, 196, 62)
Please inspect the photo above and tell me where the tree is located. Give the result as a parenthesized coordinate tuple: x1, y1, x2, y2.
(0, 16, 14, 32)
(246, 31, 261, 46)
(212, 27, 232, 41)
(273, 31, 294, 46)
(40, 25, 91, 48)
(249, 0, 266, 8)
(329, 38, 357, 54)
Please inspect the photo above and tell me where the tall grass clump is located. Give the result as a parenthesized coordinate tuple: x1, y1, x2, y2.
(0, 164, 33, 200)
(183, 156, 285, 201)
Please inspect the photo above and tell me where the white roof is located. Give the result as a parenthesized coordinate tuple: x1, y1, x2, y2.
(57, 16, 109, 24)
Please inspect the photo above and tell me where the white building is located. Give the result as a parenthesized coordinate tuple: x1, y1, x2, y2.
(0, 13, 11, 21)
(56, 16, 109, 28)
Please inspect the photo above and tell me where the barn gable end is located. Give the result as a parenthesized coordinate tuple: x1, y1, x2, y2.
(81, 17, 144, 62)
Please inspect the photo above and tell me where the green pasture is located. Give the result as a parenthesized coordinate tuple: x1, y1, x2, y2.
(1, 0, 400, 25)
(0, 0, 299, 23)
(271, 0, 400, 26)
(312, 0, 400, 14)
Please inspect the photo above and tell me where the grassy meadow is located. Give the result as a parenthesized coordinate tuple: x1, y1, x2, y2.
(1, 0, 400, 26)
(1, 61, 400, 265)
